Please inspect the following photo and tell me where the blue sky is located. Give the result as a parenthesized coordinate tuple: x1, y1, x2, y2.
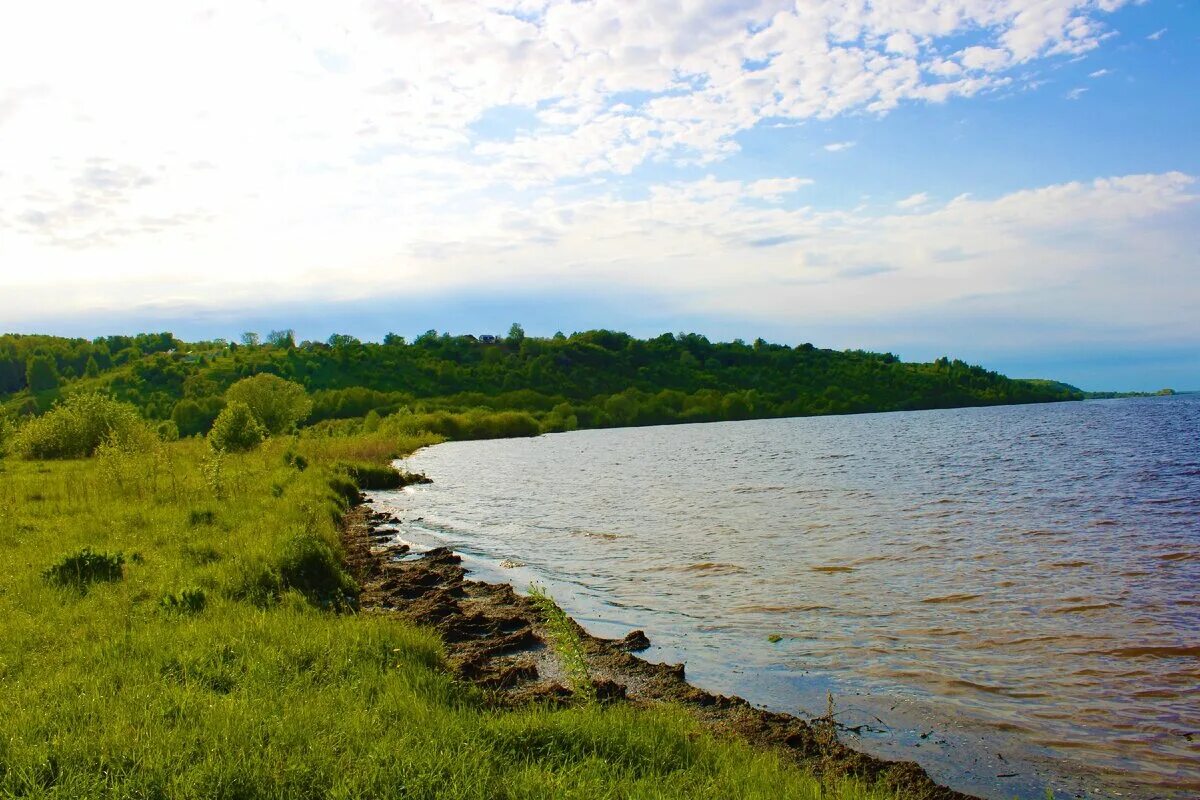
(1, 0, 1197, 390)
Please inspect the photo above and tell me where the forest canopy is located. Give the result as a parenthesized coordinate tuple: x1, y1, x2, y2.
(0, 328, 1084, 438)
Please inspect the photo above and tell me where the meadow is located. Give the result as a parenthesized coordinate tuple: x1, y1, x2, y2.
(0, 398, 901, 799)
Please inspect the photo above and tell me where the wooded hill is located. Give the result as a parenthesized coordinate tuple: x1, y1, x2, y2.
(0, 328, 1083, 437)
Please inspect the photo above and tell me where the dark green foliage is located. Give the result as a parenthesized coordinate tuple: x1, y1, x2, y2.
(25, 353, 58, 392)
(43, 547, 125, 588)
(156, 419, 180, 441)
(267, 329, 296, 349)
(277, 533, 357, 609)
(171, 397, 223, 437)
(337, 461, 403, 490)
(3, 329, 1083, 435)
(188, 508, 216, 527)
(228, 560, 284, 607)
(160, 587, 207, 614)
(326, 474, 361, 506)
(207, 401, 266, 453)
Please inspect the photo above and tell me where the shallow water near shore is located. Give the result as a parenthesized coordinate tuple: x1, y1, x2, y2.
(373, 395, 1200, 800)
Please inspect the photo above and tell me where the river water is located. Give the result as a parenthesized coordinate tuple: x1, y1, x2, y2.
(371, 396, 1199, 799)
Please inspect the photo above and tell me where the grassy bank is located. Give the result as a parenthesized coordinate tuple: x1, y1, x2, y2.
(0, 434, 900, 799)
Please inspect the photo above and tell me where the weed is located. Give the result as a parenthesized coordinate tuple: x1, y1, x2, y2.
(200, 449, 226, 499)
(528, 583, 597, 705)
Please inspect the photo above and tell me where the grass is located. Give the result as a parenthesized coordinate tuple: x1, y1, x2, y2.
(0, 434, 901, 799)
(529, 584, 597, 705)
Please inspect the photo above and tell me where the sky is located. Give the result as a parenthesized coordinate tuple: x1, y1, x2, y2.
(1, 1, 1197, 390)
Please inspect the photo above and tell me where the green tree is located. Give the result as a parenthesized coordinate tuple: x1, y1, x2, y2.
(84, 356, 101, 378)
(241, 332, 261, 347)
(207, 401, 266, 453)
(225, 374, 313, 435)
(267, 329, 296, 349)
(26, 354, 59, 392)
(507, 323, 526, 344)
(171, 399, 208, 437)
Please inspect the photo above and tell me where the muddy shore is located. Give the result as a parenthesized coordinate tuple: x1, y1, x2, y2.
(341, 500, 976, 800)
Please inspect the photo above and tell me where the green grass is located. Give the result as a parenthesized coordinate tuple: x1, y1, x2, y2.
(0, 437, 900, 799)
(529, 584, 597, 705)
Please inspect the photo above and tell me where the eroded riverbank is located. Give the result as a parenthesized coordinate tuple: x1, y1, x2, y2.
(343, 501, 974, 800)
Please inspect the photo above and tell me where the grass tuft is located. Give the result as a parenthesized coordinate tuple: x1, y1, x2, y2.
(42, 547, 125, 589)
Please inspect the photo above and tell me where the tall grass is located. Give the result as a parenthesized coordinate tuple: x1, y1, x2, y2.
(0, 436, 902, 799)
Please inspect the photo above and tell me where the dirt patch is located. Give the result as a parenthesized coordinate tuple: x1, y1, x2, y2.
(342, 504, 976, 800)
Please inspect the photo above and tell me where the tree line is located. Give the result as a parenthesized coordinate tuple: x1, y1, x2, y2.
(0, 327, 1084, 437)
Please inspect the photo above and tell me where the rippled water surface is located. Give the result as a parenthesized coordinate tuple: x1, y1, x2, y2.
(375, 396, 1200, 799)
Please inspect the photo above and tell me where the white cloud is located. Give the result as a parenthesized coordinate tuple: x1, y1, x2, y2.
(896, 192, 930, 209)
(959, 46, 1010, 72)
(885, 32, 920, 57)
(1066, 87, 1089, 100)
(745, 177, 814, 202)
(4, 171, 1195, 354)
(0, 0, 1163, 345)
(1089, 68, 1111, 78)
(1147, 28, 1167, 41)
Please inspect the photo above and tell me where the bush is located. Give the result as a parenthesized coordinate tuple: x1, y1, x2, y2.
(207, 401, 266, 453)
(225, 374, 313, 435)
(277, 532, 357, 609)
(13, 393, 145, 459)
(43, 547, 125, 588)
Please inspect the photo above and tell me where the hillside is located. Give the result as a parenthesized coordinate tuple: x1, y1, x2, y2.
(0, 328, 1083, 436)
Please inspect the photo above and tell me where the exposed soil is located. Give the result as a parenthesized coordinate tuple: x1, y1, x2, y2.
(342, 502, 977, 800)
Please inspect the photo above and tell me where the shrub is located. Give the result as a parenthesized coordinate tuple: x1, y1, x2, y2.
(277, 532, 357, 609)
(43, 547, 125, 588)
(207, 401, 266, 453)
(225, 374, 313, 435)
(13, 393, 145, 459)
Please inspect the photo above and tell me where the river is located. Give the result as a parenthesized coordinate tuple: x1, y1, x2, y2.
(371, 395, 1199, 799)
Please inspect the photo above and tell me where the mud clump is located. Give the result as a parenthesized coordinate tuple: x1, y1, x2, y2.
(617, 629, 651, 651)
(341, 505, 975, 800)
